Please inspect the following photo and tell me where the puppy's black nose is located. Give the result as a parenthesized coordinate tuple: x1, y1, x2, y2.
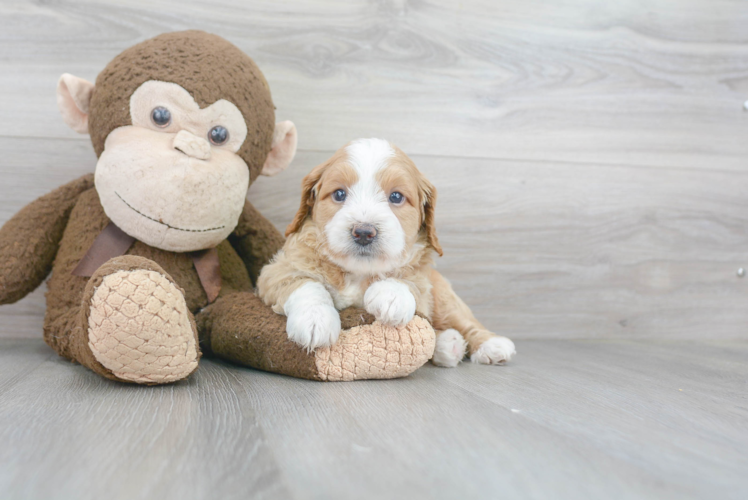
(352, 224, 377, 246)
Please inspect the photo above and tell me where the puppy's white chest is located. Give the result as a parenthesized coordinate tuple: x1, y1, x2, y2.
(331, 275, 367, 310)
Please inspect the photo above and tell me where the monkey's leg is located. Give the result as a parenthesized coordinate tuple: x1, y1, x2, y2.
(196, 292, 435, 381)
(44, 256, 200, 384)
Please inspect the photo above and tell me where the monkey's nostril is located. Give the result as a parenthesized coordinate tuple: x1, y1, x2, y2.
(352, 224, 377, 246)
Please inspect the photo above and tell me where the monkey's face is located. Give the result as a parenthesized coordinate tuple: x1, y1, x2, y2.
(95, 81, 250, 252)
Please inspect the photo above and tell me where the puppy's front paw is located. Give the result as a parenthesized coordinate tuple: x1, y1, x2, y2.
(470, 336, 516, 365)
(286, 305, 341, 351)
(364, 278, 416, 327)
(284, 282, 341, 351)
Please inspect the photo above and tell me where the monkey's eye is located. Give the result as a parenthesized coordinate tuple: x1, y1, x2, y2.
(389, 192, 405, 205)
(151, 107, 171, 127)
(209, 126, 229, 145)
(332, 189, 347, 203)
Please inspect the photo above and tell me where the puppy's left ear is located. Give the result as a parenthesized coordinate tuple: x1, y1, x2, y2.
(420, 177, 443, 257)
(285, 159, 328, 237)
(261, 121, 297, 177)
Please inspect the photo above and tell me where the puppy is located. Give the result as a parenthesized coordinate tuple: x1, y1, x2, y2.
(257, 138, 515, 367)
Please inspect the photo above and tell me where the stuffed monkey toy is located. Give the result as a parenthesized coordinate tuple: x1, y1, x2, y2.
(0, 31, 435, 384)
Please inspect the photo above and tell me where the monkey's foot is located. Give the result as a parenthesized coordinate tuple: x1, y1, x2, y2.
(313, 315, 436, 381)
(87, 268, 199, 384)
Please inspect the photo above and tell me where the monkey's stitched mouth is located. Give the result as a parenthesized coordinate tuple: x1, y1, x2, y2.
(115, 192, 225, 233)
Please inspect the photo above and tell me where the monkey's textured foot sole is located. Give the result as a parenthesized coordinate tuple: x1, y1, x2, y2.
(87, 269, 198, 384)
(313, 316, 436, 381)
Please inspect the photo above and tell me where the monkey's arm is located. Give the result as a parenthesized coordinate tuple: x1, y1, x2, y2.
(0, 174, 95, 305)
(228, 200, 285, 286)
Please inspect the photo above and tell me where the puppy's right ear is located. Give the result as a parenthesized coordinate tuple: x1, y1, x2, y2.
(57, 74, 95, 134)
(285, 160, 329, 236)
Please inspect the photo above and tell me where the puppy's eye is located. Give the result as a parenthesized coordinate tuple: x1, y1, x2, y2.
(332, 189, 347, 203)
(389, 191, 405, 205)
(151, 107, 171, 127)
(209, 126, 229, 145)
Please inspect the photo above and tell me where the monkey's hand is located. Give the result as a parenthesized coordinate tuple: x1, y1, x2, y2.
(0, 174, 94, 305)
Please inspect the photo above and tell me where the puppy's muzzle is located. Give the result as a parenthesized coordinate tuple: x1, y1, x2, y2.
(352, 224, 377, 247)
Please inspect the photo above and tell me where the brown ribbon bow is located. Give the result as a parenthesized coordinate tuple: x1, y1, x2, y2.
(72, 221, 222, 303)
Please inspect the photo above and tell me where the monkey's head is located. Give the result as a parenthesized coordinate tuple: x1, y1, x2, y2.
(56, 31, 297, 252)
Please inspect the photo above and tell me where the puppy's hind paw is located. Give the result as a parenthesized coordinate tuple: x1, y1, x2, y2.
(432, 329, 467, 368)
(471, 336, 516, 365)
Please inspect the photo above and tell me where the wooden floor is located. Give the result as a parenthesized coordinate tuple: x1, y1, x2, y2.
(0, 338, 745, 500)
(2, 1, 748, 499)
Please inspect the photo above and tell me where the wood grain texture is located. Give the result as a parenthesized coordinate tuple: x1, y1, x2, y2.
(2, 139, 747, 339)
(2, 0, 748, 167)
(0, 338, 746, 500)
(2, 0, 748, 340)
(0, 341, 292, 500)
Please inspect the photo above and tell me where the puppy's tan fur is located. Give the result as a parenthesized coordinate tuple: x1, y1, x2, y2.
(258, 143, 503, 358)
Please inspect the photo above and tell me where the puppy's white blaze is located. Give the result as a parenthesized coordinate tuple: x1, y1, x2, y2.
(324, 138, 406, 275)
(284, 282, 341, 350)
(346, 138, 395, 178)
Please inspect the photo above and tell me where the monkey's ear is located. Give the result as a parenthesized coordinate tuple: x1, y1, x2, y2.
(261, 121, 297, 177)
(57, 74, 95, 134)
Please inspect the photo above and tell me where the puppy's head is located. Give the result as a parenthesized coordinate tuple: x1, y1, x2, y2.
(287, 138, 442, 274)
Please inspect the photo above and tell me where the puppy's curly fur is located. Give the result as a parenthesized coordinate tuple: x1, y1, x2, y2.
(258, 139, 515, 365)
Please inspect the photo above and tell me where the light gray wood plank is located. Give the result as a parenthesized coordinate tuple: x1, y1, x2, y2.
(1, 0, 748, 169)
(2, 139, 748, 340)
(0, 343, 293, 500)
(428, 340, 748, 500)
(1, 338, 746, 500)
(0, 337, 52, 395)
(225, 359, 694, 500)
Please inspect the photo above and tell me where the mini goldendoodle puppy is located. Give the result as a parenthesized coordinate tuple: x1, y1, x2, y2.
(258, 138, 515, 367)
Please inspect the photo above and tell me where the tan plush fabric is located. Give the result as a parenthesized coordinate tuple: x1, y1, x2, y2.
(57, 74, 94, 133)
(88, 30, 275, 183)
(88, 268, 199, 383)
(314, 316, 435, 381)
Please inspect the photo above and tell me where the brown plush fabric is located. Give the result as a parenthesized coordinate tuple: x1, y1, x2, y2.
(45, 188, 256, 326)
(196, 292, 322, 379)
(229, 200, 286, 284)
(197, 293, 435, 381)
(87, 30, 275, 183)
(0, 175, 94, 305)
(39, 188, 300, 381)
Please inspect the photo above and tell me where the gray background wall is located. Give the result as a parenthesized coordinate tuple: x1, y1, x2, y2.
(2, 0, 748, 339)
